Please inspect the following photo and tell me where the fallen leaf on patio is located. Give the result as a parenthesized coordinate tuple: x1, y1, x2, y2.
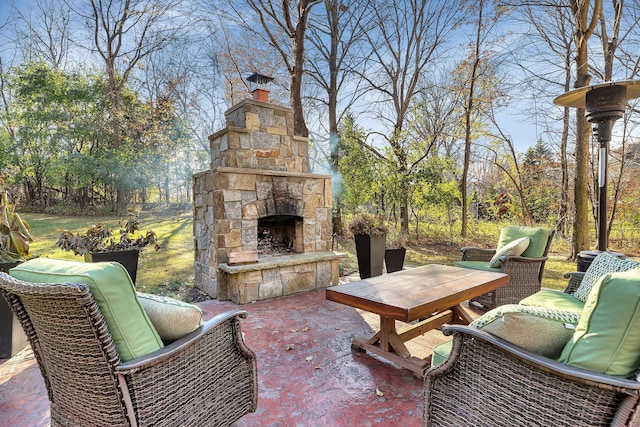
(376, 388, 384, 397)
(335, 327, 340, 330)
(286, 343, 295, 351)
(302, 326, 309, 332)
(290, 328, 298, 333)
(271, 330, 279, 335)
(306, 356, 313, 362)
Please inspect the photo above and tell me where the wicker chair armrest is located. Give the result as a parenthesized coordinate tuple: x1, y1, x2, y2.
(460, 247, 496, 262)
(116, 309, 249, 371)
(563, 271, 585, 295)
(441, 325, 640, 389)
(115, 309, 258, 426)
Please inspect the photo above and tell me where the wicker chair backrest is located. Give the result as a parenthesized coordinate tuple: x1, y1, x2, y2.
(0, 272, 131, 426)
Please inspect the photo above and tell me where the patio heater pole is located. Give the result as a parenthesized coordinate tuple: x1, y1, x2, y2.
(554, 80, 640, 268)
(596, 119, 612, 251)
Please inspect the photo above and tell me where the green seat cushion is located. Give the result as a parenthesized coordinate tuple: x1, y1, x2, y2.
(454, 261, 501, 273)
(137, 292, 203, 343)
(431, 339, 453, 367)
(559, 269, 640, 377)
(573, 252, 639, 302)
(497, 226, 550, 258)
(10, 258, 163, 362)
(489, 237, 530, 268)
(471, 304, 581, 358)
(520, 289, 585, 313)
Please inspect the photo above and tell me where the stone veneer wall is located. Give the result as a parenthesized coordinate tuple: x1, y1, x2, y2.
(211, 99, 309, 173)
(193, 98, 344, 304)
(217, 253, 340, 303)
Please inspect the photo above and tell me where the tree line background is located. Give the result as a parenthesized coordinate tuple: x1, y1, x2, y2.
(2, 0, 640, 257)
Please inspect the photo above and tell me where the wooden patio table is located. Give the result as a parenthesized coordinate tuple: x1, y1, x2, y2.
(325, 264, 508, 378)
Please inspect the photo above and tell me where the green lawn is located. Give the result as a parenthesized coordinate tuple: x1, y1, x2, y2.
(23, 210, 585, 300)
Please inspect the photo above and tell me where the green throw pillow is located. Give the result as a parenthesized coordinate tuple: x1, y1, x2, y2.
(497, 226, 550, 259)
(573, 252, 639, 302)
(137, 292, 203, 343)
(10, 258, 163, 362)
(559, 269, 640, 377)
(488, 237, 530, 268)
(470, 304, 580, 358)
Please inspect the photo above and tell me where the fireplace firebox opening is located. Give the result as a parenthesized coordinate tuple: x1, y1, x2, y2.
(258, 215, 303, 255)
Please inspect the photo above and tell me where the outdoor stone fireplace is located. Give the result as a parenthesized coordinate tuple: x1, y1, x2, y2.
(193, 93, 345, 304)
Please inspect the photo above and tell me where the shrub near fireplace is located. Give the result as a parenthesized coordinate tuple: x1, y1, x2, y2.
(349, 213, 387, 279)
(55, 207, 159, 283)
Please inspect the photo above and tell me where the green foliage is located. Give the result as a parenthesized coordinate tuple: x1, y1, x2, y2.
(407, 156, 461, 235)
(2, 60, 197, 211)
(521, 141, 559, 223)
(336, 115, 383, 213)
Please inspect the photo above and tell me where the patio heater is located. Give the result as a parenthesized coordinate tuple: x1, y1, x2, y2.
(554, 80, 640, 270)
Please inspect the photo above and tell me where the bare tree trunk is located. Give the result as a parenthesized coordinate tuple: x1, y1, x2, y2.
(327, 0, 341, 234)
(291, 22, 309, 137)
(571, 0, 601, 258)
(245, 0, 320, 137)
(461, 1, 485, 238)
(560, 27, 573, 239)
(599, 2, 625, 244)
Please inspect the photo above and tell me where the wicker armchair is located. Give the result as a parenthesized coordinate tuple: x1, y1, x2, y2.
(0, 272, 258, 427)
(424, 271, 640, 426)
(457, 228, 554, 310)
(423, 324, 640, 427)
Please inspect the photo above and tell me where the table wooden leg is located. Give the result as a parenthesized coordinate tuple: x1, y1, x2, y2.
(452, 304, 474, 324)
(379, 316, 393, 352)
(352, 315, 422, 375)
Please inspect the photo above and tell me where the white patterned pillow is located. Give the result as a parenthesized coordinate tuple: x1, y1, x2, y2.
(470, 304, 581, 358)
(136, 292, 203, 343)
(488, 237, 530, 268)
(573, 252, 639, 302)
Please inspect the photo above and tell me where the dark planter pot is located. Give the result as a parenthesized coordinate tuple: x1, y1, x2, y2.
(354, 234, 386, 279)
(576, 250, 626, 272)
(0, 260, 29, 359)
(385, 247, 406, 274)
(85, 249, 140, 283)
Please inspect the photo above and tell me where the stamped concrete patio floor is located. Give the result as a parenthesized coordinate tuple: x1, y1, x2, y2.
(0, 277, 480, 427)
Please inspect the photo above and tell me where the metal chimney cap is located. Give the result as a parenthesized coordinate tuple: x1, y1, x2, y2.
(247, 73, 275, 85)
(554, 80, 640, 108)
